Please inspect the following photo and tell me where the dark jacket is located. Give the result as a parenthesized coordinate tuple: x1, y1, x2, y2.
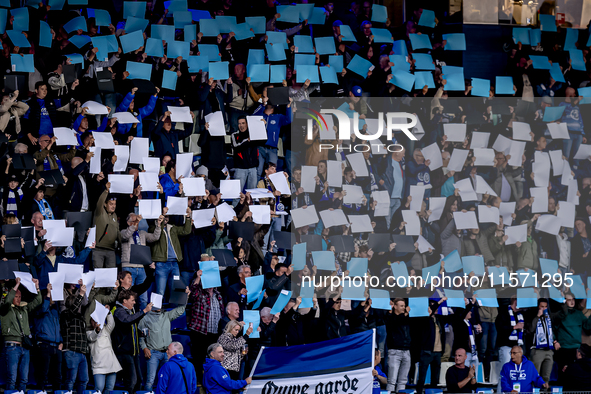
(33, 297, 63, 345)
(25, 97, 59, 138)
(263, 272, 291, 307)
(151, 120, 192, 159)
(323, 299, 348, 340)
(564, 357, 591, 391)
(231, 130, 259, 169)
(385, 311, 411, 350)
(111, 301, 146, 355)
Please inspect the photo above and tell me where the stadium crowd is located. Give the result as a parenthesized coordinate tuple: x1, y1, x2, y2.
(3, 0, 591, 393)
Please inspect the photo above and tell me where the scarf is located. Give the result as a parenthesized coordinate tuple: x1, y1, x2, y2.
(6, 188, 22, 215)
(508, 306, 524, 345)
(535, 311, 554, 349)
(35, 198, 54, 220)
(43, 152, 64, 174)
(133, 230, 140, 244)
(465, 320, 478, 361)
(265, 177, 284, 212)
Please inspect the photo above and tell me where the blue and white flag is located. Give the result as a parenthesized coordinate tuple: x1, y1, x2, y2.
(245, 330, 375, 393)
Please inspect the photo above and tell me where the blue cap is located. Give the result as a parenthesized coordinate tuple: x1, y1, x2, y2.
(352, 85, 363, 96)
(332, 20, 343, 27)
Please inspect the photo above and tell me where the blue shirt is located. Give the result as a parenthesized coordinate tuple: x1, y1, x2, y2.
(391, 158, 404, 199)
(165, 227, 177, 261)
(37, 99, 53, 136)
(373, 365, 386, 394)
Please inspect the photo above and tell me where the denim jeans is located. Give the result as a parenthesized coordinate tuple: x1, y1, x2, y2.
(128, 267, 148, 311)
(5, 345, 29, 390)
(478, 322, 497, 379)
(387, 349, 411, 392)
(234, 167, 258, 193)
(376, 325, 387, 356)
(563, 132, 584, 167)
(258, 146, 279, 179)
(64, 350, 89, 394)
(35, 342, 62, 390)
(155, 260, 180, 300)
(94, 372, 117, 394)
(145, 349, 169, 391)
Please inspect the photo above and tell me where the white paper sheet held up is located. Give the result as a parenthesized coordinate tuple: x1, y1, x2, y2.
(82, 271, 95, 298)
(13, 271, 37, 294)
(193, 208, 216, 228)
(428, 197, 446, 223)
(43, 219, 66, 230)
(176, 153, 193, 179)
(535, 214, 561, 235)
(499, 202, 516, 226)
(327, 161, 342, 187)
(547, 122, 570, 139)
(409, 185, 425, 211)
(82, 101, 109, 115)
(291, 205, 319, 228)
(417, 235, 435, 254)
(557, 201, 575, 228)
(130, 137, 149, 164)
(93, 132, 115, 148)
(475, 175, 497, 196)
(508, 141, 526, 167)
(301, 166, 318, 193)
(58, 263, 83, 284)
(421, 143, 443, 170)
(166, 196, 188, 215)
(85, 227, 96, 248)
(492, 134, 512, 154)
(205, 111, 226, 136)
(113, 145, 129, 172)
(505, 224, 527, 245)
(402, 210, 421, 235)
(346, 153, 369, 176)
(453, 211, 478, 230)
(215, 202, 236, 222)
(349, 214, 373, 233)
(443, 123, 466, 142)
(139, 172, 159, 192)
(182, 177, 206, 196)
(90, 147, 101, 174)
(447, 149, 469, 172)
(151, 293, 163, 309)
(471, 132, 490, 148)
(45, 227, 74, 247)
(168, 106, 193, 123)
(531, 187, 549, 213)
(139, 200, 162, 219)
(454, 178, 477, 201)
(48, 272, 65, 301)
(512, 121, 532, 141)
(319, 209, 349, 228)
(269, 172, 290, 194)
(473, 148, 495, 166)
(478, 205, 500, 224)
(250, 205, 271, 224)
(111, 112, 139, 124)
(90, 300, 109, 328)
(219, 179, 241, 199)
(247, 115, 268, 140)
(143, 157, 160, 173)
(94, 268, 118, 288)
(343, 185, 364, 205)
(53, 128, 79, 146)
(108, 174, 134, 194)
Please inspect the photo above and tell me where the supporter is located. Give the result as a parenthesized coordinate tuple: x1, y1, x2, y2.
(93, 183, 121, 268)
(385, 298, 412, 392)
(203, 343, 251, 393)
(445, 348, 477, 393)
(0, 277, 41, 391)
(218, 320, 253, 380)
(563, 344, 591, 391)
(500, 345, 548, 392)
(87, 307, 122, 394)
(528, 298, 556, 384)
(155, 342, 198, 394)
(139, 288, 189, 392)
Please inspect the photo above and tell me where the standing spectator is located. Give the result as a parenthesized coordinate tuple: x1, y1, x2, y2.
(115, 86, 158, 137)
(528, 299, 556, 384)
(155, 342, 198, 394)
(32, 283, 63, 392)
(0, 277, 42, 391)
(189, 268, 225, 381)
(378, 147, 405, 229)
(150, 207, 192, 298)
(121, 212, 162, 311)
(139, 288, 190, 392)
(112, 289, 153, 393)
(93, 182, 121, 268)
(87, 306, 122, 394)
(61, 282, 90, 394)
(496, 296, 525, 391)
(218, 320, 253, 380)
(385, 298, 412, 393)
(23, 82, 59, 146)
(553, 293, 591, 382)
(231, 116, 260, 192)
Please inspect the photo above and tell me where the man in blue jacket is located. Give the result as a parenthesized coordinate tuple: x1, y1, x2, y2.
(252, 99, 293, 179)
(500, 346, 549, 393)
(155, 342, 197, 394)
(115, 86, 158, 138)
(203, 343, 251, 394)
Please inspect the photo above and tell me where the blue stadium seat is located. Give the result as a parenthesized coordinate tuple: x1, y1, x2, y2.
(425, 389, 442, 394)
(399, 389, 416, 394)
(476, 388, 494, 393)
(137, 391, 154, 394)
